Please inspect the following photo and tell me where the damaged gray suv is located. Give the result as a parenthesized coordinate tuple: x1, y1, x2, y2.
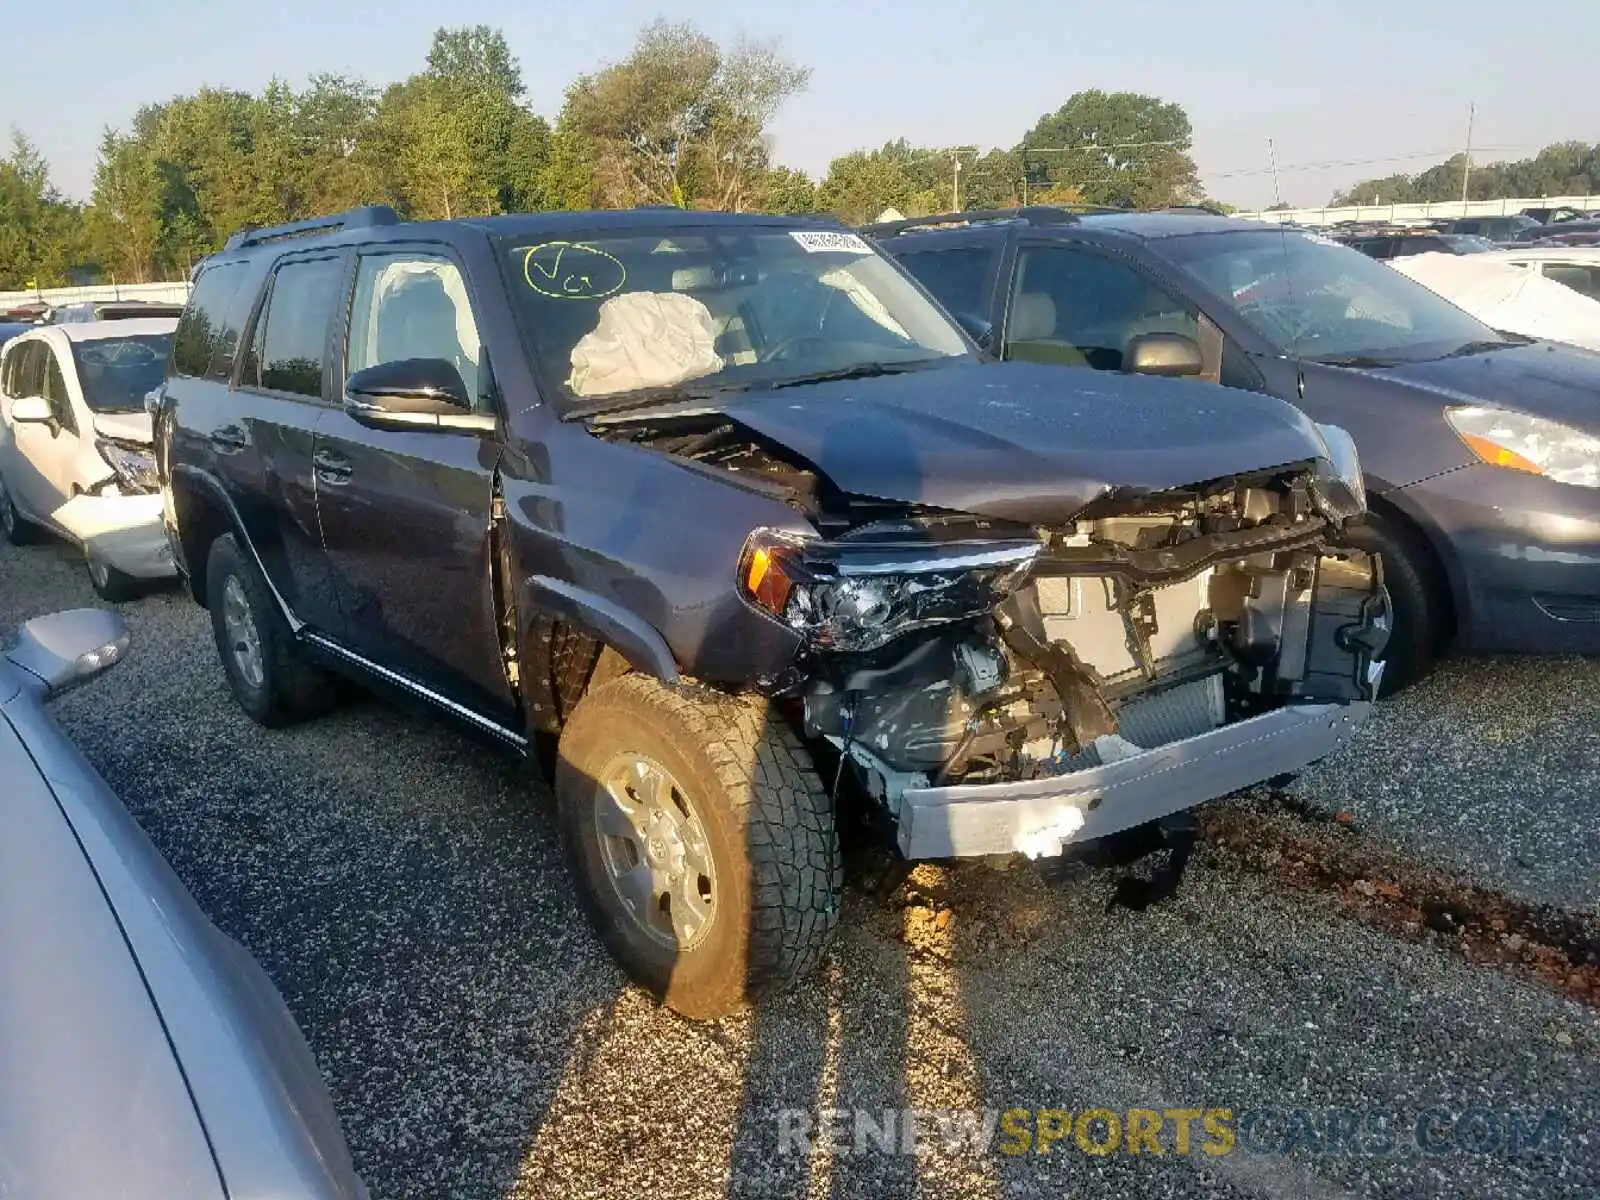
(157, 206, 1389, 1018)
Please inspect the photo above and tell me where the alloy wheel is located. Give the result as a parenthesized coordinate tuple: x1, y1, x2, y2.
(221, 574, 266, 690)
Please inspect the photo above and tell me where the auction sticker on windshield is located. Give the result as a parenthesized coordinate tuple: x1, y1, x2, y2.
(791, 231, 873, 254)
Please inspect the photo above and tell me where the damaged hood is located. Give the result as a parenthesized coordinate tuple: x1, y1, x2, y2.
(91, 411, 153, 445)
(714, 361, 1329, 523)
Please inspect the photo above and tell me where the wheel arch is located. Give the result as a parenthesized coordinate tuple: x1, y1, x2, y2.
(1363, 488, 1460, 644)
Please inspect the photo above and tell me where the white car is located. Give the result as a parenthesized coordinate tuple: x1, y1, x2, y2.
(0, 319, 178, 599)
(1478, 246, 1600, 304)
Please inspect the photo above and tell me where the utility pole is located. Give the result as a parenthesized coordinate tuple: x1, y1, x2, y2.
(1460, 102, 1476, 206)
(952, 152, 962, 212)
(1268, 138, 1284, 208)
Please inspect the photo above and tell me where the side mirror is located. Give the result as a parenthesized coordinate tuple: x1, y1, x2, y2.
(11, 395, 54, 426)
(5, 608, 130, 697)
(952, 312, 994, 352)
(1122, 333, 1204, 378)
(344, 359, 492, 433)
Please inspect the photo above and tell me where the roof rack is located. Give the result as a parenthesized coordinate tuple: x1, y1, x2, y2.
(863, 204, 1125, 237)
(224, 205, 401, 251)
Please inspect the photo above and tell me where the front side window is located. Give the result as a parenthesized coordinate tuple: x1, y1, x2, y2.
(14, 342, 46, 398)
(72, 334, 172, 414)
(252, 256, 345, 399)
(1159, 229, 1503, 364)
(42, 349, 77, 433)
(1541, 263, 1600, 301)
(1004, 246, 1198, 371)
(347, 255, 482, 407)
(495, 227, 969, 412)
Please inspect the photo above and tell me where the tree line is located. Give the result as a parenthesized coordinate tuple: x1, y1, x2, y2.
(1334, 143, 1600, 207)
(1, 20, 1211, 288)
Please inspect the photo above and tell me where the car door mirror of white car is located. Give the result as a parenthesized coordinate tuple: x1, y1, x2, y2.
(10, 395, 56, 429)
(5, 609, 130, 697)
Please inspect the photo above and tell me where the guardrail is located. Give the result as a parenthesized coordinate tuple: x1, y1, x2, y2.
(0, 281, 193, 311)
(1236, 195, 1600, 227)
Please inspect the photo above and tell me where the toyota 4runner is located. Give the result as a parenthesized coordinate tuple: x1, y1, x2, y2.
(157, 205, 1389, 1018)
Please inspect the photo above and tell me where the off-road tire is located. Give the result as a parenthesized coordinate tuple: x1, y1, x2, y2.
(555, 673, 842, 1020)
(206, 533, 338, 727)
(0, 474, 37, 546)
(85, 549, 139, 602)
(1344, 512, 1445, 695)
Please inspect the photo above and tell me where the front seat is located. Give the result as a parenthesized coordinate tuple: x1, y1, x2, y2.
(1005, 292, 1089, 367)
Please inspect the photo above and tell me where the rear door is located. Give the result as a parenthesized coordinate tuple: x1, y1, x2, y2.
(312, 244, 516, 726)
(223, 251, 350, 633)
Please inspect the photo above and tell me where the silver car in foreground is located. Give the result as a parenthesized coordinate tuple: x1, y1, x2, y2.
(0, 609, 365, 1199)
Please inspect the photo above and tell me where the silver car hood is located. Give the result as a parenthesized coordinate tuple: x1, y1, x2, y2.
(0, 702, 223, 1198)
(0, 683, 364, 1200)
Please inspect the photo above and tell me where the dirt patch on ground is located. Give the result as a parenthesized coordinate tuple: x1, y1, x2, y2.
(1201, 792, 1600, 1010)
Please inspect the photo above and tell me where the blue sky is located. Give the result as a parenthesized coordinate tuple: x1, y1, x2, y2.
(6, 0, 1597, 210)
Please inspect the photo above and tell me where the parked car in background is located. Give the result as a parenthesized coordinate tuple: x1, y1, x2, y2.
(1485, 246, 1600, 301)
(1513, 219, 1600, 242)
(0, 319, 178, 599)
(47, 299, 188, 324)
(1429, 214, 1544, 242)
(1, 608, 366, 1199)
(157, 205, 1386, 1018)
(1521, 206, 1587, 224)
(1325, 224, 1496, 260)
(872, 207, 1600, 688)
(1387, 251, 1600, 354)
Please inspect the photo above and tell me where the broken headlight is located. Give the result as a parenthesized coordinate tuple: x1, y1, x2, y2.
(738, 529, 1040, 652)
(95, 438, 159, 495)
(1309, 423, 1367, 522)
(1446, 406, 1600, 487)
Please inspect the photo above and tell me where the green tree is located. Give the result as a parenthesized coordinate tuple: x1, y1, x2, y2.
(756, 165, 816, 214)
(85, 130, 164, 283)
(0, 131, 87, 288)
(817, 148, 915, 225)
(426, 26, 525, 98)
(1021, 90, 1200, 208)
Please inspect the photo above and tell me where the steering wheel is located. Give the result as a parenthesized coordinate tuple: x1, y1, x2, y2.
(758, 333, 831, 364)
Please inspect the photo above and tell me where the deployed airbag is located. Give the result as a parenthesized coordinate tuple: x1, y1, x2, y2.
(568, 292, 723, 397)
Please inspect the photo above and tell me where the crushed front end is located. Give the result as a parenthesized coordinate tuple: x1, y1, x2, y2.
(739, 449, 1389, 861)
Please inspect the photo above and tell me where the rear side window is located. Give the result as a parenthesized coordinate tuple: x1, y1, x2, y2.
(171, 262, 250, 380)
(895, 247, 994, 317)
(250, 256, 345, 399)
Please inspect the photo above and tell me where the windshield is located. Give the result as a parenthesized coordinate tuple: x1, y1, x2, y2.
(496, 228, 969, 411)
(70, 334, 171, 412)
(1159, 229, 1505, 363)
(1442, 235, 1498, 253)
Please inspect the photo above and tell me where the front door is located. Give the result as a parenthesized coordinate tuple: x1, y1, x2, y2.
(313, 247, 516, 727)
(3, 340, 83, 526)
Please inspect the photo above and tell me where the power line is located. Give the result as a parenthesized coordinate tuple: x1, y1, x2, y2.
(1200, 145, 1533, 181)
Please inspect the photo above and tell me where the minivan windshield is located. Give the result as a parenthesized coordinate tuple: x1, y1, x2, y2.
(1158, 228, 1509, 365)
(70, 333, 172, 412)
(496, 227, 970, 413)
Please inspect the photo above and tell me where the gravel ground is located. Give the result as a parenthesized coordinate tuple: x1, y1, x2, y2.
(1292, 657, 1600, 913)
(4, 535, 1599, 1200)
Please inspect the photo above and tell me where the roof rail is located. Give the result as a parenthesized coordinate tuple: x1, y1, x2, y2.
(224, 205, 401, 251)
(863, 204, 1125, 237)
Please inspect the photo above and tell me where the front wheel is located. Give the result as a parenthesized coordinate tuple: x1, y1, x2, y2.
(1343, 512, 1446, 695)
(555, 674, 842, 1020)
(86, 550, 140, 602)
(0, 475, 37, 546)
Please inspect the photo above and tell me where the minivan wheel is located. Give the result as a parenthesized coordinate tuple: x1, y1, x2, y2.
(85, 550, 139, 602)
(1344, 512, 1445, 695)
(0, 476, 37, 546)
(555, 674, 842, 1020)
(205, 534, 338, 727)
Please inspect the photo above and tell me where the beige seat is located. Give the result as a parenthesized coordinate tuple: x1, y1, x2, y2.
(1006, 292, 1089, 367)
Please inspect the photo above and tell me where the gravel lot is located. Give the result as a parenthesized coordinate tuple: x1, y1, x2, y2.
(4, 536, 1599, 1200)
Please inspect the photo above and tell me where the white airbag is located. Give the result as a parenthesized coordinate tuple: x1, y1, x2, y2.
(568, 293, 723, 398)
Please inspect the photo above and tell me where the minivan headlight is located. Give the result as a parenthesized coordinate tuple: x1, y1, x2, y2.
(738, 530, 1040, 652)
(1446, 406, 1600, 487)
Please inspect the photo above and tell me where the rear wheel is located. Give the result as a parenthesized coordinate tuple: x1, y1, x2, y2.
(85, 550, 139, 602)
(0, 475, 37, 546)
(555, 674, 841, 1019)
(205, 534, 338, 726)
(1344, 511, 1446, 695)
